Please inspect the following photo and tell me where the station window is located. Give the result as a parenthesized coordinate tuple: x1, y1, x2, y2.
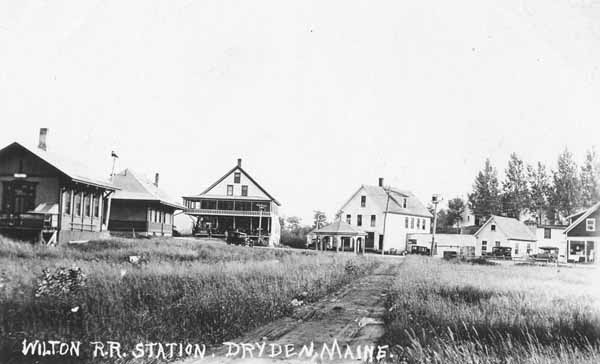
(74, 193, 82, 216)
(93, 195, 100, 218)
(62, 191, 71, 215)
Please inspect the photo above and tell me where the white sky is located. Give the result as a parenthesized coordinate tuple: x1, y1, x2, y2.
(1, 0, 600, 224)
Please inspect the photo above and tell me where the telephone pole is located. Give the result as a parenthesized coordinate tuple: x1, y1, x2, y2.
(381, 185, 391, 256)
(430, 194, 442, 256)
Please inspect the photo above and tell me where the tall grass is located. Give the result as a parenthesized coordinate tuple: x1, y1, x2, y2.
(382, 256, 600, 363)
(0, 237, 377, 363)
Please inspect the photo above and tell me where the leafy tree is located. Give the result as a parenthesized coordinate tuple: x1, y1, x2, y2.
(527, 162, 552, 224)
(501, 153, 530, 219)
(580, 148, 600, 208)
(551, 148, 581, 221)
(468, 159, 501, 221)
(313, 210, 328, 229)
(278, 216, 286, 231)
(285, 216, 302, 232)
(446, 197, 466, 227)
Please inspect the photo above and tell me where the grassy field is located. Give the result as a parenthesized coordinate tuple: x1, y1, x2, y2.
(382, 256, 600, 363)
(0, 237, 377, 363)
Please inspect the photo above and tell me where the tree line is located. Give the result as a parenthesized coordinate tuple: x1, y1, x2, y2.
(466, 147, 600, 225)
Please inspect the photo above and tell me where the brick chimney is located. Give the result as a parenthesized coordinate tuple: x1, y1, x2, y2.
(378, 177, 384, 187)
(237, 158, 242, 167)
(38, 128, 48, 151)
(154, 173, 160, 187)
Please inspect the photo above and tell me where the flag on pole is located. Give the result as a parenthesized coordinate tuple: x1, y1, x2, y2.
(111, 151, 119, 158)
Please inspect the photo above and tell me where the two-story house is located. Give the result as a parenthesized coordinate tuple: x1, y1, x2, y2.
(564, 202, 599, 264)
(0, 129, 117, 244)
(474, 215, 537, 258)
(108, 169, 184, 237)
(337, 178, 432, 252)
(533, 224, 568, 261)
(183, 159, 281, 246)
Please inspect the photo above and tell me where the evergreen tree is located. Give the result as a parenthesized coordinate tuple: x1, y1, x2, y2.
(468, 159, 501, 221)
(527, 162, 552, 224)
(501, 153, 530, 219)
(580, 148, 600, 208)
(551, 148, 581, 221)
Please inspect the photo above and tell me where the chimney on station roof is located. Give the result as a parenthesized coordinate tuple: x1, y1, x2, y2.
(38, 128, 48, 151)
(378, 177, 384, 187)
(154, 173, 160, 187)
(237, 158, 242, 168)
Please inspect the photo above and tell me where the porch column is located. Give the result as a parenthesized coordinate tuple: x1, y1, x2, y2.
(362, 236, 365, 254)
(585, 240, 588, 263)
(233, 216, 236, 230)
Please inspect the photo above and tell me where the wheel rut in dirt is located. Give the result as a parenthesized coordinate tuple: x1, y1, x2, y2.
(184, 257, 403, 363)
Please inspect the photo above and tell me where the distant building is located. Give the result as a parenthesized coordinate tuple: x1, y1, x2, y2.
(337, 178, 432, 252)
(183, 159, 281, 246)
(474, 215, 537, 258)
(0, 129, 117, 244)
(533, 224, 568, 262)
(109, 169, 184, 237)
(407, 233, 477, 257)
(564, 202, 599, 264)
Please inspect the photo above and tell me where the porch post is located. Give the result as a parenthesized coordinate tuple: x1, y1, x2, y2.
(585, 240, 588, 263)
(362, 235, 365, 254)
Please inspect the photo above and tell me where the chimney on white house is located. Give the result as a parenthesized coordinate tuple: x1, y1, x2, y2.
(38, 128, 48, 151)
(237, 158, 242, 167)
(154, 173, 160, 187)
(378, 177, 384, 187)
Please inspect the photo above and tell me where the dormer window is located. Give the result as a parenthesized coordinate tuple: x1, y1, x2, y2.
(491, 224, 496, 231)
(234, 172, 241, 184)
(360, 196, 366, 207)
(587, 218, 596, 232)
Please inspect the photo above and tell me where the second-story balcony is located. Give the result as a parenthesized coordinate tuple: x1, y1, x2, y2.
(183, 197, 274, 217)
(184, 208, 271, 217)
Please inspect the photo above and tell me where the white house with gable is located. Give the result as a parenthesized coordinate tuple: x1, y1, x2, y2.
(183, 158, 281, 246)
(337, 178, 432, 252)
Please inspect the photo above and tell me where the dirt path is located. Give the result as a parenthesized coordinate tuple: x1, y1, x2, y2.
(182, 258, 402, 364)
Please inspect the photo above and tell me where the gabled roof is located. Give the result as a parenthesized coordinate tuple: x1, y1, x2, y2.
(313, 220, 367, 236)
(564, 202, 600, 235)
(339, 184, 432, 218)
(0, 142, 117, 190)
(110, 169, 184, 209)
(188, 162, 281, 206)
(474, 215, 536, 241)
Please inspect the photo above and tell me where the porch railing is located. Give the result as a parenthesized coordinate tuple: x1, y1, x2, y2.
(184, 208, 272, 217)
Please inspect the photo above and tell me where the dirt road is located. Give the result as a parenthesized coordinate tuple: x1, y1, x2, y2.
(182, 258, 402, 364)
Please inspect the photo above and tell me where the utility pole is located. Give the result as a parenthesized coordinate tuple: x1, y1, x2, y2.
(109, 151, 119, 179)
(431, 194, 442, 257)
(381, 185, 391, 256)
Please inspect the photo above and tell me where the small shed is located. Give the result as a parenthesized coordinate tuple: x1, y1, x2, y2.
(312, 220, 367, 254)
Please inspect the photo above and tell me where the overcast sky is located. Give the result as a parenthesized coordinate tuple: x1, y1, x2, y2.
(1, 0, 599, 224)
